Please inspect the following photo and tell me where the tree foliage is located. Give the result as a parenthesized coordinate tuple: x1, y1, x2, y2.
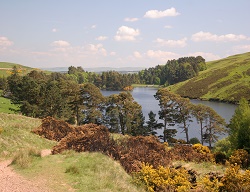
(228, 98, 250, 151)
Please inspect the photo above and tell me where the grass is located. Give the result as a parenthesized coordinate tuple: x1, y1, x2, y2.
(0, 90, 19, 114)
(132, 84, 161, 88)
(172, 160, 226, 181)
(169, 52, 250, 103)
(0, 113, 144, 191)
(0, 61, 51, 77)
(0, 113, 56, 158)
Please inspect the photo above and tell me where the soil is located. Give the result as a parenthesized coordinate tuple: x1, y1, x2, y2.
(0, 150, 52, 192)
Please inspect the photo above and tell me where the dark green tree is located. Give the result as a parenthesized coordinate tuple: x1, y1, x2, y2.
(80, 83, 105, 125)
(228, 98, 250, 151)
(192, 103, 209, 145)
(146, 111, 162, 136)
(154, 88, 178, 142)
(105, 92, 145, 135)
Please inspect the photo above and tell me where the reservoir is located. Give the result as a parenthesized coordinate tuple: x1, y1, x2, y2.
(102, 87, 237, 141)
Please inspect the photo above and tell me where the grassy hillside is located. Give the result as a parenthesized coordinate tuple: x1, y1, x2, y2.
(169, 52, 250, 103)
(0, 91, 19, 113)
(0, 62, 45, 77)
(0, 113, 143, 191)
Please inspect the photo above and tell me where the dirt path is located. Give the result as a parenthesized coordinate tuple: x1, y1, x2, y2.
(0, 150, 52, 192)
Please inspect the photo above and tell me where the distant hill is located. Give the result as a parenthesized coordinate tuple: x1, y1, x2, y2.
(42, 66, 145, 73)
(0, 62, 38, 77)
(169, 52, 250, 103)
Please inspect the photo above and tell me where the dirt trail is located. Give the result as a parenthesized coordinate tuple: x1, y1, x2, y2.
(0, 150, 52, 192)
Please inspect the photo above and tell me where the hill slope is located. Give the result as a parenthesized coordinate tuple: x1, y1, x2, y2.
(0, 113, 142, 191)
(169, 52, 250, 103)
(0, 62, 43, 77)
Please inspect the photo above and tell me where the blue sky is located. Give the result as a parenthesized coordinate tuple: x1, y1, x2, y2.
(0, 0, 250, 69)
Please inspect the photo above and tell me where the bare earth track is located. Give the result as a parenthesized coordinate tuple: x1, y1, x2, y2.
(0, 160, 51, 192)
(0, 150, 53, 192)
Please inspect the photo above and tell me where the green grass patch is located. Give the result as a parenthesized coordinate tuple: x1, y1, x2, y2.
(132, 84, 161, 88)
(0, 90, 19, 113)
(169, 52, 250, 103)
(0, 113, 56, 158)
(13, 151, 143, 192)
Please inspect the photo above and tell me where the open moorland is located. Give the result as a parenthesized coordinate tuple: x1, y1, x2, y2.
(169, 52, 250, 103)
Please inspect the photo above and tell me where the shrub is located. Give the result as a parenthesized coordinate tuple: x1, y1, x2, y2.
(197, 175, 222, 192)
(0, 127, 3, 134)
(220, 164, 250, 191)
(133, 163, 191, 192)
(168, 144, 214, 162)
(189, 137, 200, 144)
(52, 124, 112, 154)
(229, 149, 250, 168)
(214, 152, 227, 165)
(32, 116, 73, 141)
(213, 137, 232, 157)
(192, 144, 210, 155)
(116, 136, 170, 173)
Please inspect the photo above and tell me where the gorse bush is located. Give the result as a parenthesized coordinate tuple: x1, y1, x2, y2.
(168, 144, 214, 162)
(192, 144, 211, 155)
(32, 116, 73, 141)
(133, 163, 191, 192)
(197, 175, 222, 192)
(229, 149, 250, 168)
(115, 136, 170, 173)
(220, 164, 250, 191)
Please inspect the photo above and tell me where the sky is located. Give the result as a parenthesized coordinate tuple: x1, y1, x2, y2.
(0, 0, 250, 69)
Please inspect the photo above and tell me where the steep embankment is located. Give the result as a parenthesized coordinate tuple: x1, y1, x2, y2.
(169, 52, 250, 103)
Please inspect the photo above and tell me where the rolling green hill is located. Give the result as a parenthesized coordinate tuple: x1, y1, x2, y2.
(169, 52, 250, 103)
(0, 62, 42, 77)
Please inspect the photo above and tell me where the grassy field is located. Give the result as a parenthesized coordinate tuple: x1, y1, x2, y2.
(169, 52, 250, 103)
(0, 113, 143, 192)
(0, 91, 19, 113)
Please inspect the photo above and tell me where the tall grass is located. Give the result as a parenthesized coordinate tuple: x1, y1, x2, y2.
(0, 113, 56, 158)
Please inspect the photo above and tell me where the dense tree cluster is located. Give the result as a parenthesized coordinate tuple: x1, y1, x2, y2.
(65, 56, 206, 90)
(67, 66, 140, 90)
(139, 56, 206, 85)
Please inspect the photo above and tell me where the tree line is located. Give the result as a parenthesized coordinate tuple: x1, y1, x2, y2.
(2, 66, 232, 147)
(65, 56, 206, 90)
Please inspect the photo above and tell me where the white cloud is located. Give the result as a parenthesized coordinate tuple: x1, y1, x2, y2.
(114, 26, 140, 41)
(133, 51, 142, 58)
(144, 7, 180, 18)
(124, 17, 139, 22)
(189, 52, 221, 61)
(192, 31, 250, 42)
(164, 25, 173, 29)
(51, 40, 70, 47)
(155, 38, 187, 47)
(52, 28, 57, 32)
(146, 50, 179, 62)
(233, 45, 250, 52)
(0, 36, 13, 47)
(91, 25, 97, 29)
(87, 43, 107, 56)
(96, 36, 108, 41)
(110, 52, 116, 56)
